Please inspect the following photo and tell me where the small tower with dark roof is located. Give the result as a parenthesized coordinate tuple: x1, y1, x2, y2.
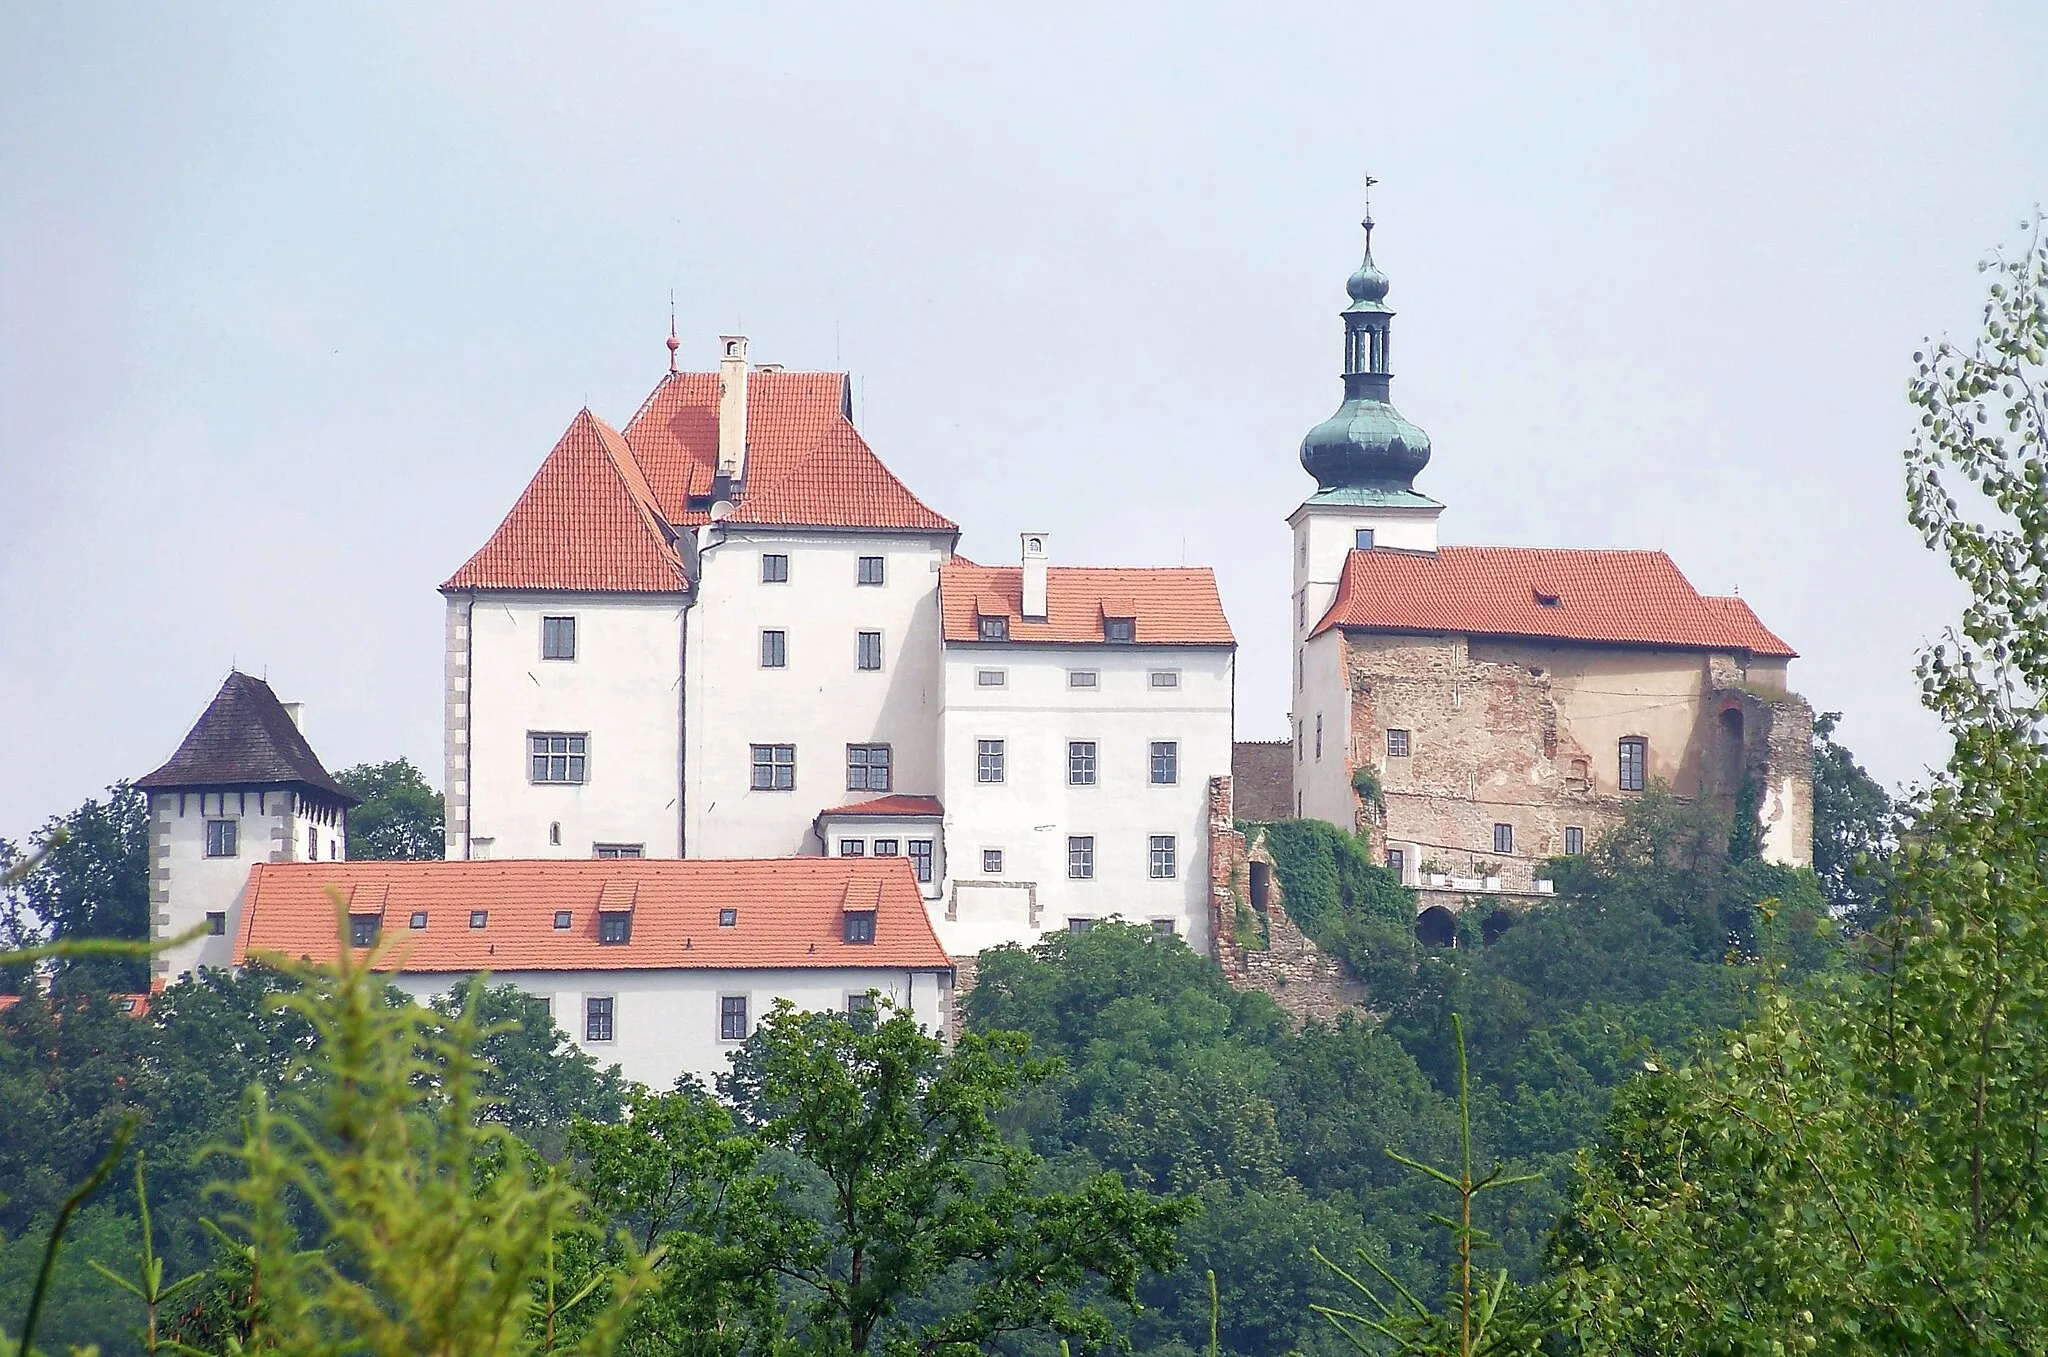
(137, 671, 359, 982)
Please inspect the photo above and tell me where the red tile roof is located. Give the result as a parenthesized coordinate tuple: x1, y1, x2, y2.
(443, 410, 688, 593)
(1312, 547, 1796, 657)
(939, 564, 1235, 646)
(817, 794, 944, 818)
(232, 858, 950, 974)
(623, 370, 957, 533)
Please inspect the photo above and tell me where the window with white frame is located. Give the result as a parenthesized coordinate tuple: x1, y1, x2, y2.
(205, 820, 238, 858)
(585, 996, 614, 1043)
(847, 744, 892, 792)
(1619, 737, 1648, 793)
(1068, 836, 1094, 879)
(857, 631, 883, 671)
(541, 615, 576, 661)
(872, 838, 899, 856)
(976, 739, 1005, 782)
(1387, 728, 1410, 758)
(1068, 740, 1096, 786)
(530, 733, 588, 784)
(1150, 741, 1178, 785)
(750, 744, 796, 791)
(839, 839, 865, 857)
(1149, 835, 1177, 879)
(761, 630, 787, 667)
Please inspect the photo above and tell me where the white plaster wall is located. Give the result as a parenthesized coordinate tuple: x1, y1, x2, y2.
(684, 531, 951, 858)
(389, 965, 951, 1089)
(152, 789, 339, 981)
(1295, 629, 1355, 828)
(935, 645, 1233, 957)
(1288, 502, 1441, 644)
(815, 814, 947, 898)
(459, 592, 685, 860)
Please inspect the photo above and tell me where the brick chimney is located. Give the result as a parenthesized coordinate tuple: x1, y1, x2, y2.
(1020, 532, 1049, 620)
(717, 335, 749, 485)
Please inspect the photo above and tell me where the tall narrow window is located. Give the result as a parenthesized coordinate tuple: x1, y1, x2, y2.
(857, 631, 883, 671)
(530, 733, 588, 784)
(1068, 740, 1097, 785)
(1618, 737, 1648, 793)
(585, 996, 614, 1043)
(205, 820, 238, 858)
(719, 995, 748, 1041)
(760, 630, 787, 667)
(846, 744, 892, 791)
(750, 744, 796, 791)
(1148, 835, 1177, 879)
(1068, 835, 1095, 879)
(908, 839, 934, 882)
(1315, 715, 1323, 760)
(307, 825, 318, 860)
(541, 615, 576, 660)
(1150, 741, 1178, 786)
(1564, 825, 1584, 855)
(857, 556, 886, 586)
(761, 554, 789, 583)
(976, 739, 1005, 783)
(1386, 848, 1406, 878)
(1493, 823, 1514, 854)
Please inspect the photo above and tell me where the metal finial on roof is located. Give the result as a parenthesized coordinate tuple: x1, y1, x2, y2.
(667, 290, 680, 373)
(1362, 173, 1378, 253)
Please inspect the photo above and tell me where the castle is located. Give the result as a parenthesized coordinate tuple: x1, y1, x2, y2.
(140, 201, 1813, 1082)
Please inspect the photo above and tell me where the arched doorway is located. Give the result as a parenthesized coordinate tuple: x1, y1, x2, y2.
(1415, 905, 1456, 948)
(1480, 909, 1514, 945)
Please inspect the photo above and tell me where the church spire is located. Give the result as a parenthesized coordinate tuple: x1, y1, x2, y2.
(1299, 182, 1432, 497)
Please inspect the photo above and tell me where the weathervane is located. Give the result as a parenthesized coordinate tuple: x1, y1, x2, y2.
(667, 290, 680, 373)
(1362, 174, 1379, 250)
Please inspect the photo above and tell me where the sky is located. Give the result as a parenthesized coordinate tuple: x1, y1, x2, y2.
(3, 2, 2044, 840)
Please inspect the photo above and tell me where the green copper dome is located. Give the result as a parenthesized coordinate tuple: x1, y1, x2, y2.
(1300, 216, 1431, 494)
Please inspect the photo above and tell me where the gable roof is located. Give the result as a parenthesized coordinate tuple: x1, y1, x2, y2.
(442, 409, 690, 593)
(624, 370, 957, 533)
(939, 563, 1235, 646)
(137, 672, 358, 802)
(816, 794, 945, 819)
(1311, 546, 1796, 657)
(232, 857, 951, 973)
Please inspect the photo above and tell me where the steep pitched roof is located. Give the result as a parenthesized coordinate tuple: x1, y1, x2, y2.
(441, 409, 689, 593)
(623, 370, 957, 533)
(232, 857, 950, 973)
(1311, 546, 1797, 657)
(137, 672, 358, 802)
(939, 564, 1236, 646)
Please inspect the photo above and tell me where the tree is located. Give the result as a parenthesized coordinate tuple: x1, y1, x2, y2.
(1810, 711, 1900, 930)
(428, 983, 628, 1148)
(337, 758, 445, 860)
(0, 783, 150, 991)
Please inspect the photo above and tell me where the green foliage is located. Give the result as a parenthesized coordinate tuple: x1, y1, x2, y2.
(428, 984, 627, 1146)
(1247, 821, 1411, 964)
(337, 758, 446, 861)
(1811, 710, 1901, 931)
(1349, 769, 1383, 808)
(0, 783, 150, 991)
(0, 1202, 142, 1356)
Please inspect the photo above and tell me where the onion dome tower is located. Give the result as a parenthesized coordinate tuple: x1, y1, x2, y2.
(1298, 205, 1432, 497)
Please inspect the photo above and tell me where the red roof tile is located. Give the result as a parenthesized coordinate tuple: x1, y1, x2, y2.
(1312, 547, 1796, 657)
(623, 370, 957, 533)
(232, 858, 950, 974)
(940, 563, 1235, 646)
(816, 794, 944, 818)
(443, 410, 688, 593)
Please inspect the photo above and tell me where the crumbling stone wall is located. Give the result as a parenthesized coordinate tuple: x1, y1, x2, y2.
(1231, 740, 1293, 822)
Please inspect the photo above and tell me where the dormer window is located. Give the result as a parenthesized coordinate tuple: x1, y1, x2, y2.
(348, 915, 381, 948)
(843, 911, 877, 944)
(1535, 589, 1562, 608)
(1103, 617, 1135, 643)
(598, 911, 633, 945)
(978, 615, 1009, 641)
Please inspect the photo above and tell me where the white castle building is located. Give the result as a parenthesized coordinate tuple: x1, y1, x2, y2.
(440, 335, 1237, 956)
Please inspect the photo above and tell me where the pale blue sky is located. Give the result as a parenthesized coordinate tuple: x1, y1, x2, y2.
(4, 3, 2044, 837)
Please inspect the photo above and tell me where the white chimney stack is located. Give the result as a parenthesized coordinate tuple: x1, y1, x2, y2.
(281, 701, 306, 732)
(717, 335, 749, 483)
(1020, 533, 1049, 620)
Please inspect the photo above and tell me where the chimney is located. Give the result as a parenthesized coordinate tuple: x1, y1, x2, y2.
(1020, 533, 1049, 620)
(281, 701, 306, 732)
(717, 335, 749, 485)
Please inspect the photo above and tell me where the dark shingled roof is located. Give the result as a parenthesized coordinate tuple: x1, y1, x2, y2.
(137, 672, 358, 804)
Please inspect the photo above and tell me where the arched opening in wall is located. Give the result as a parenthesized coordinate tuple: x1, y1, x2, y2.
(1249, 861, 1270, 911)
(1718, 707, 1746, 795)
(1415, 905, 1456, 948)
(1480, 909, 1515, 946)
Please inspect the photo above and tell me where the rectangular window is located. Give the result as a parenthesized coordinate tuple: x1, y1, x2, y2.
(1149, 835, 1177, 879)
(857, 631, 884, 671)
(1619, 737, 1648, 793)
(206, 911, 227, 936)
(598, 911, 633, 945)
(872, 838, 899, 856)
(1067, 917, 1095, 934)
(409, 911, 428, 929)
(843, 910, 876, 943)
(1068, 740, 1097, 786)
(719, 907, 738, 927)
(1355, 528, 1376, 550)
(1387, 728, 1410, 758)
(847, 992, 877, 1018)
(976, 669, 1006, 688)
(839, 839, 866, 857)
(1150, 741, 1178, 786)
(348, 915, 379, 948)
(1387, 848, 1406, 878)
(1315, 714, 1323, 760)
(1297, 593, 1306, 628)
(909, 839, 934, 882)
(205, 820, 238, 858)
(982, 848, 1004, 875)
(719, 995, 748, 1041)
(857, 555, 886, 586)
(1493, 823, 1514, 854)
(847, 744, 893, 792)
(1068, 669, 1098, 689)
(1104, 617, 1134, 643)
(553, 910, 572, 930)
(541, 615, 576, 660)
(761, 553, 789, 583)
(750, 744, 796, 791)
(760, 629, 787, 668)
(307, 825, 318, 860)
(530, 733, 588, 784)
(1151, 918, 1177, 937)
(585, 996, 614, 1043)
(594, 843, 643, 859)
(1565, 825, 1585, 855)
(1148, 670, 1180, 689)
(469, 910, 489, 929)
(976, 739, 1005, 783)
(978, 615, 1009, 641)
(1068, 835, 1095, 879)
